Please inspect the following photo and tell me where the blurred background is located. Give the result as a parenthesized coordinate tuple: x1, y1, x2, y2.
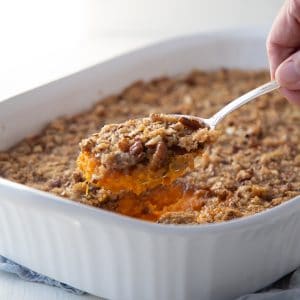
(0, 0, 283, 100)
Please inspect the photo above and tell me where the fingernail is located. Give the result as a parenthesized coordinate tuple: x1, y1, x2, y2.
(276, 59, 300, 85)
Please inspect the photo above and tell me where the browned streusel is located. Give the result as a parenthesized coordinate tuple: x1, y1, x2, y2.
(77, 113, 217, 194)
(0, 69, 299, 224)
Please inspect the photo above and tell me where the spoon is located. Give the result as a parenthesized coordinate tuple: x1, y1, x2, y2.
(172, 80, 280, 129)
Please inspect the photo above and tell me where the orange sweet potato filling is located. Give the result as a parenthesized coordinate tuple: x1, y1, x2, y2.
(77, 150, 197, 195)
(114, 183, 201, 221)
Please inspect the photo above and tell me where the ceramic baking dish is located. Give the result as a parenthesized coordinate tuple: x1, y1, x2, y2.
(1, 30, 300, 300)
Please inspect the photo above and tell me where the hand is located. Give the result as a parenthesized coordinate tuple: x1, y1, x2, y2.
(267, 0, 300, 104)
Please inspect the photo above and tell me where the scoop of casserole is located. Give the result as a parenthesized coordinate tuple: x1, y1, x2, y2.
(77, 113, 218, 194)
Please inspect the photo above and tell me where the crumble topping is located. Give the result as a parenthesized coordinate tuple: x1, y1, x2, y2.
(0, 69, 299, 224)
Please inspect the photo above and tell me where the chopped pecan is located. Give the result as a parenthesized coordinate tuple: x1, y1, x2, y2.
(236, 169, 253, 182)
(179, 117, 204, 129)
(49, 178, 62, 188)
(118, 138, 130, 152)
(129, 140, 144, 156)
(73, 171, 84, 183)
(222, 208, 243, 221)
(150, 141, 168, 170)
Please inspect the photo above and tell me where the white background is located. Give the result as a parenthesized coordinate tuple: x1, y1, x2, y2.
(0, 0, 284, 299)
(0, 0, 283, 100)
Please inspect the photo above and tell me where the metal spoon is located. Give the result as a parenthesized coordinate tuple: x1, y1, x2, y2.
(172, 80, 280, 129)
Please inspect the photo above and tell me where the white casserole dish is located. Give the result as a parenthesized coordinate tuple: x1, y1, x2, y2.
(0, 30, 300, 300)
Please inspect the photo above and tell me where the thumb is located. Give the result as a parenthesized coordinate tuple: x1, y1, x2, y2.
(275, 51, 300, 90)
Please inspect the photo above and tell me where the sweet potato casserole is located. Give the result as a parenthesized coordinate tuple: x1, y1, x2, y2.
(0, 70, 299, 224)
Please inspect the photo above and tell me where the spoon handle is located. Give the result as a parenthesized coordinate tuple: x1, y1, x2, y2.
(209, 80, 280, 128)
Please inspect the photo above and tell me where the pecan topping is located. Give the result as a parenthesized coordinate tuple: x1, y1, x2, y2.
(118, 138, 130, 152)
(150, 141, 168, 170)
(129, 140, 144, 156)
(179, 117, 204, 129)
(49, 178, 62, 188)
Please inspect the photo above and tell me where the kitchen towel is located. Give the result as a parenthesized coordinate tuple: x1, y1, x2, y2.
(0, 256, 85, 295)
(237, 268, 300, 299)
(1, 254, 300, 299)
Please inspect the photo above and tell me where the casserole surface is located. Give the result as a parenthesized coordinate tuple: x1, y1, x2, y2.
(1, 70, 299, 223)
